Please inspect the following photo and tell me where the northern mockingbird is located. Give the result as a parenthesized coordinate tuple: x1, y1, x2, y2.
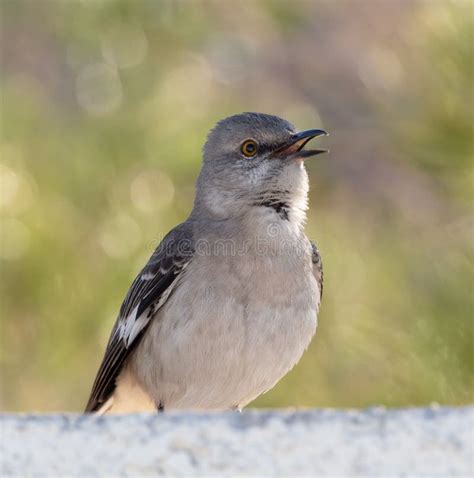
(85, 112, 327, 414)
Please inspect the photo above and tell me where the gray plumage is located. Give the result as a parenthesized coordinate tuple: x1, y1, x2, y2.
(85, 112, 326, 413)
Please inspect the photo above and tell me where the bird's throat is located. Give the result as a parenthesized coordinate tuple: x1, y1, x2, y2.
(256, 197, 291, 221)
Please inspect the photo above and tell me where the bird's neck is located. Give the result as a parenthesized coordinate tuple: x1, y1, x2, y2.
(251, 187, 307, 224)
(192, 169, 309, 234)
(250, 165, 309, 230)
(242, 186, 308, 240)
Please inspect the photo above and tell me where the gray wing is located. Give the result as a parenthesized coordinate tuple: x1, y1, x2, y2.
(85, 223, 194, 413)
(310, 241, 323, 301)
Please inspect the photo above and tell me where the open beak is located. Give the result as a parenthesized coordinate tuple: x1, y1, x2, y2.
(273, 129, 328, 159)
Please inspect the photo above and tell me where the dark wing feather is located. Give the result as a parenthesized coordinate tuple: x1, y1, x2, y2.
(310, 241, 323, 301)
(85, 223, 194, 413)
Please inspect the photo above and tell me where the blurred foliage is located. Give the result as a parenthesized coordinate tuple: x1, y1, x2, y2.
(0, 0, 472, 412)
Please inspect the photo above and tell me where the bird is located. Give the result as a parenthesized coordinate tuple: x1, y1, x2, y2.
(85, 112, 327, 414)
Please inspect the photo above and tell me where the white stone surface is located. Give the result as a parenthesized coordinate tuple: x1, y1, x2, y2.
(1, 407, 472, 477)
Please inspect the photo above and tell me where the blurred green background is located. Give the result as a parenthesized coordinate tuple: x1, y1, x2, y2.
(1, 0, 472, 412)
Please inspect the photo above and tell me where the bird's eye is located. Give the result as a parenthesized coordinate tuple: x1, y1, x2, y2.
(241, 139, 258, 158)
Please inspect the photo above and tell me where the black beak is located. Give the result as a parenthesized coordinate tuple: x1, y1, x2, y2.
(273, 129, 329, 159)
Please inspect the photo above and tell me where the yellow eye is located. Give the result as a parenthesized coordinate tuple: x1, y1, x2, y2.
(241, 139, 258, 157)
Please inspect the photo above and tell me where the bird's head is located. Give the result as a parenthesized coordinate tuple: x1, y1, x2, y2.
(194, 112, 327, 223)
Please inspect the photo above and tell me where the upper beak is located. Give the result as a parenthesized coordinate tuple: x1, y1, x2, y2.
(273, 129, 329, 159)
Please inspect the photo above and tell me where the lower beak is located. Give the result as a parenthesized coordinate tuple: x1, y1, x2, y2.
(274, 129, 328, 159)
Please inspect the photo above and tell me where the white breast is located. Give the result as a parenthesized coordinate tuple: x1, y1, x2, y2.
(129, 228, 319, 410)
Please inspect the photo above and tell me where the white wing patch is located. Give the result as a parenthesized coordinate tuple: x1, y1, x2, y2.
(116, 304, 139, 342)
(125, 314, 149, 347)
(141, 272, 155, 280)
(115, 304, 149, 348)
(116, 268, 186, 348)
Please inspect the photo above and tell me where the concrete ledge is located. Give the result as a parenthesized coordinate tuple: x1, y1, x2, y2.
(1, 407, 472, 477)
